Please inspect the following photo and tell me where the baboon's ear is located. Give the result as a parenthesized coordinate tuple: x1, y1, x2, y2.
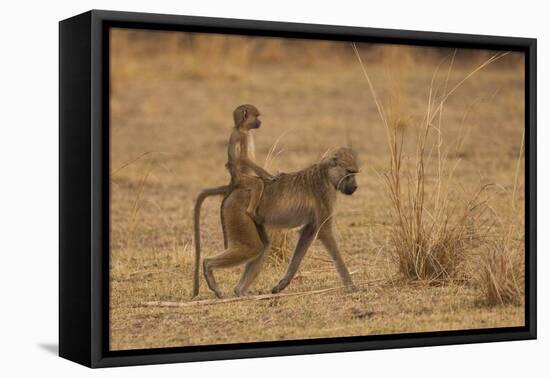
(233, 107, 247, 127)
(329, 157, 338, 167)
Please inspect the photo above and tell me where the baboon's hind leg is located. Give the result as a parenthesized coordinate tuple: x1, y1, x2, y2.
(203, 245, 261, 298)
(234, 224, 271, 296)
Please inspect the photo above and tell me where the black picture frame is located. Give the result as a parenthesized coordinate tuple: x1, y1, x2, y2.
(59, 9, 537, 368)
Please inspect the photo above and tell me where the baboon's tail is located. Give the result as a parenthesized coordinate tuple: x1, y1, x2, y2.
(193, 185, 229, 298)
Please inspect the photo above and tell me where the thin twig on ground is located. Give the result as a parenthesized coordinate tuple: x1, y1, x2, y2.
(142, 286, 346, 308)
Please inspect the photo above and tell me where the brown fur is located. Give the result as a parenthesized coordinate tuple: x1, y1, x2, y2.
(227, 104, 274, 222)
(193, 147, 359, 298)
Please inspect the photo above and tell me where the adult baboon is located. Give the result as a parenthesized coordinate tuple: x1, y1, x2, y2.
(193, 147, 360, 298)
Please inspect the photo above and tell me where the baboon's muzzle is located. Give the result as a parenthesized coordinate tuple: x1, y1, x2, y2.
(343, 184, 357, 195)
(339, 177, 357, 195)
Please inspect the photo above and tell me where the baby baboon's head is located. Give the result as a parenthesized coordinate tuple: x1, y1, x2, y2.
(233, 104, 261, 130)
(325, 147, 359, 195)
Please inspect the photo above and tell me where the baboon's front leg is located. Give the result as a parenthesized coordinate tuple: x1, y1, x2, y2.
(318, 225, 356, 290)
(234, 224, 271, 296)
(271, 223, 316, 294)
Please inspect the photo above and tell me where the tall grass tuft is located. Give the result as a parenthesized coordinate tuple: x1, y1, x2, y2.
(352, 44, 508, 282)
(477, 131, 525, 305)
(479, 239, 524, 305)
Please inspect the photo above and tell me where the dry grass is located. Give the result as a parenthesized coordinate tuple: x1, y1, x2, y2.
(477, 131, 525, 305)
(480, 239, 524, 305)
(267, 230, 293, 267)
(352, 45, 504, 283)
(108, 29, 526, 351)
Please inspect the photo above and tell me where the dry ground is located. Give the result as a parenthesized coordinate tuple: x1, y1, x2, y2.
(109, 29, 525, 350)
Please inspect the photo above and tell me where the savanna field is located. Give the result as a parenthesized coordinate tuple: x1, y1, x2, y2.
(109, 29, 525, 350)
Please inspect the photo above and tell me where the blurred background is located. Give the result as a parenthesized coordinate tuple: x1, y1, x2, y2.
(109, 28, 525, 350)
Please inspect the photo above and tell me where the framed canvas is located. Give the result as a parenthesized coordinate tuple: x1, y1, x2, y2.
(59, 9, 536, 368)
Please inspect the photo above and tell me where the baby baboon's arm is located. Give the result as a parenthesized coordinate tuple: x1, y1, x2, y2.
(241, 157, 274, 180)
(228, 130, 274, 180)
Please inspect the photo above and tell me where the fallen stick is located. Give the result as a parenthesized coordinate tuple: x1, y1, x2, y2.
(297, 269, 360, 277)
(141, 286, 346, 308)
(128, 269, 186, 277)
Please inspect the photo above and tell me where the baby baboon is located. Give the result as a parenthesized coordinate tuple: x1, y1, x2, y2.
(193, 147, 360, 298)
(192, 104, 273, 297)
(227, 104, 274, 223)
